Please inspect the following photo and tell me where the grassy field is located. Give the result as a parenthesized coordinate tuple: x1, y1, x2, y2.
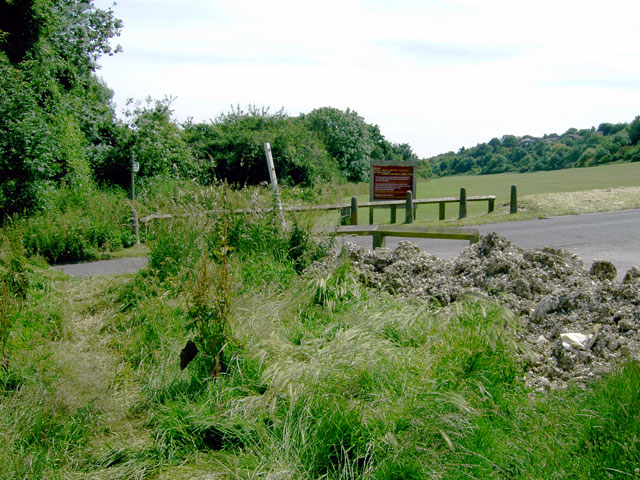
(347, 162, 640, 225)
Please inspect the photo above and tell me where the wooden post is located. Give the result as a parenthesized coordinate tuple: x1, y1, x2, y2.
(369, 207, 374, 225)
(439, 201, 446, 220)
(510, 185, 518, 214)
(458, 188, 467, 219)
(488, 198, 495, 213)
(350, 197, 358, 225)
(340, 207, 349, 225)
(405, 190, 413, 224)
(373, 232, 386, 249)
(264, 143, 286, 229)
(390, 205, 397, 224)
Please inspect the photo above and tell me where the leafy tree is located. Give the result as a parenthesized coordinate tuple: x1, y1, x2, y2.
(304, 107, 374, 182)
(597, 122, 626, 136)
(124, 97, 195, 179)
(0, 0, 122, 217)
(501, 135, 519, 149)
(184, 106, 337, 187)
(629, 116, 640, 146)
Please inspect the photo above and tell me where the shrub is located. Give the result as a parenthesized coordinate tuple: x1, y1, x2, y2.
(21, 187, 135, 264)
(185, 246, 233, 376)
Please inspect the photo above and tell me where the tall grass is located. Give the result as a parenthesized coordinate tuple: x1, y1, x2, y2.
(20, 186, 136, 264)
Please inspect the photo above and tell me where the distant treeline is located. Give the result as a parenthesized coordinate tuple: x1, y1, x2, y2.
(428, 118, 640, 177)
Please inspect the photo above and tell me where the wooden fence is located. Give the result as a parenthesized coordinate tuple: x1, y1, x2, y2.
(314, 224, 480, 248)
(140, 186, 518, 225)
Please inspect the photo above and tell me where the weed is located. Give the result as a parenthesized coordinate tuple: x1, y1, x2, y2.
(185, 245, 233, 376)
(0, 230, 29, 370)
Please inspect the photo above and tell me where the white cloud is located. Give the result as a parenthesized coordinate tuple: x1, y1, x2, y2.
(94, 0, 640, 157)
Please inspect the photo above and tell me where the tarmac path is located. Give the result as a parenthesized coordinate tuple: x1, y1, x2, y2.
(53, 209, 640, 281)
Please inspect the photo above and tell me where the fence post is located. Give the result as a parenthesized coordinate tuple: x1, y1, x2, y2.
(458, 188, 467, 219)
(510, 185, 518, 214)
(373, 232, 386, 249)
(340, 207, 349, 225)
(264, 143, 286, 229)
(405, 191, 413, 224)
(439, 202, 445, 220)
(350, 197, 358, 225)
(488, 197, 495, 213)
(390, 205, 397, 224)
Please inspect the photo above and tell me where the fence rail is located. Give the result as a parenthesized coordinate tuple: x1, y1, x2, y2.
(139, 186, 518, 225)
(314, 224, 480, 248)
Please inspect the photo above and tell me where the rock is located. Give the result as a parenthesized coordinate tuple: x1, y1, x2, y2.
(590, 260, 617, 281)
(531, 296, 558, 323)
(618, 317, 635, 332)
(623, 266, 640, 284)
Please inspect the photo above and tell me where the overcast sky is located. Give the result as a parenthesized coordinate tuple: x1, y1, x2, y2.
(93, 0, 640, 158)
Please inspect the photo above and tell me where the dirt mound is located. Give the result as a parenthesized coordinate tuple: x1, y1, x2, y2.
(343, 233, 640, 392)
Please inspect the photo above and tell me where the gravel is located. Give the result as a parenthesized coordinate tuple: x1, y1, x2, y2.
(341, 233, 640, 392)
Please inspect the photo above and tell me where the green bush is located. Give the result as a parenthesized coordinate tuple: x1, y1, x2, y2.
(184, 106, 338, 187)
(21, 187, 135, 264)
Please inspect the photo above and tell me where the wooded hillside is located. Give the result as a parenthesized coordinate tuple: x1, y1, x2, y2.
(428, 119, 640, 177)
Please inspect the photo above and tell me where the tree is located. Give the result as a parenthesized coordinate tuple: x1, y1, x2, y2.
(183, 106, 337, 187)
(0, 0, 122, 217)
(124, 97, 195, 179)
(629, 116, 640, 146)
(304, 107, 374, 182)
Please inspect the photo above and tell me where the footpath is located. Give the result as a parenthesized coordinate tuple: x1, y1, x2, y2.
(52, 257, 148, 277)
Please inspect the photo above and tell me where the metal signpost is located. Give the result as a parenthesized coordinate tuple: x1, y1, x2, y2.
(131, 155, 140, 245)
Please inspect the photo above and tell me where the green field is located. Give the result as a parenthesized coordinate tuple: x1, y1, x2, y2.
(351, 162, 640, 224)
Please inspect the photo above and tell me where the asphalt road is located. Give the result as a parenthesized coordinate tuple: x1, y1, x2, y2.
(53, 209, 640, 280)
(340, 209, 640, 281)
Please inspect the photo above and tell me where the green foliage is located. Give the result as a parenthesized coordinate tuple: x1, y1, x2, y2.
(430, 116, 640, 177)
(125, 97, 196, 179)
(0, 58, 59, 216)
(21, 187, 135, 263)
(0, 228, 29, 369)
(303, 107, 416, 182)
(629, 115, 640, 146)
(184, 106, 338, 187)
(0, 0, 123, 217)
(186, 247, 233, 375)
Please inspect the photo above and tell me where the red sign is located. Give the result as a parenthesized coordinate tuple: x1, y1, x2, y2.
(373, 165, 414, 200)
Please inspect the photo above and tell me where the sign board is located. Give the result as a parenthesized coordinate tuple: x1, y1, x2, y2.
(370, 161, 417, 201)
(132, 162, 140, 173)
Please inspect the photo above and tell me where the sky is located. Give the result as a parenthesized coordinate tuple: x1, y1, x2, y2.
(93, 0, 640, 158)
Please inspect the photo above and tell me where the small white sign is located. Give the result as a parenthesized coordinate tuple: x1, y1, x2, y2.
(132, 162, 139, 173)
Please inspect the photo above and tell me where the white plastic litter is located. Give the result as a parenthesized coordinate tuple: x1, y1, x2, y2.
(560, 332, 592, 350)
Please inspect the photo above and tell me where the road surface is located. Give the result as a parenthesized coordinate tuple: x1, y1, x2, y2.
(340, 209, 640, 281)
(53, 209, 640, 281)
